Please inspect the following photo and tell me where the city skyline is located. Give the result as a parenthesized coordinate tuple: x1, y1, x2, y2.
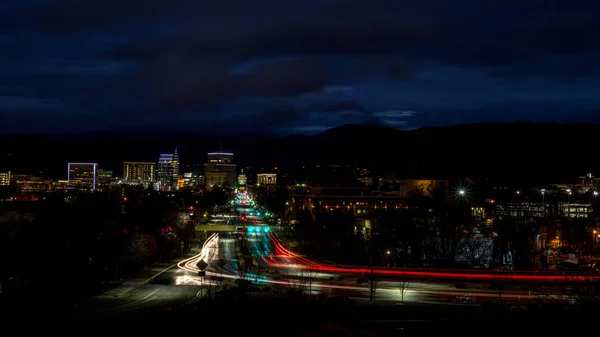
(3, 1, 600, 327)
(2, 1, 600, 136)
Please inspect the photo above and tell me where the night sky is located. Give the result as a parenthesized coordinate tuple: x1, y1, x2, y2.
(1, 0, 600, 136)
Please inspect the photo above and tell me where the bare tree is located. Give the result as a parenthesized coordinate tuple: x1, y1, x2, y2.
(286, 269, 307, 296)
(397, 276, 411, 305)
(455, 233, 494, 268)
(125, 234, 158, 265)
(302, 265, 317, 295)
(365, 278, 380, 303)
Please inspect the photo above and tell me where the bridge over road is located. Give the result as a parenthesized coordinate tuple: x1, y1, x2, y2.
(195, 224, 237, 232)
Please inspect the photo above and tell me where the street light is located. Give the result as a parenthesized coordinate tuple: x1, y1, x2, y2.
(566, 189, 572, 216)
(541, 189, 546, 217)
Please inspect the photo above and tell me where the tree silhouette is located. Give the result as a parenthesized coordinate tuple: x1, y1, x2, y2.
(207, 186, 227, 207)
(397, 276, 411, 305)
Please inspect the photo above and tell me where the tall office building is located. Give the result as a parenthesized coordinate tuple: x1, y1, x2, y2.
(0, 171, 10, 186)
(183, 170, 203, 188)
(68, 163, 98, 190)
(123, 162, 156, 185)
(204, 150, 236, 188)
(96, 169, 114, 190)
(157, 147, 179, 191)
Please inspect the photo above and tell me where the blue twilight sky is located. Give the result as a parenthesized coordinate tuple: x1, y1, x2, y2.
(1, 0, 600, 136)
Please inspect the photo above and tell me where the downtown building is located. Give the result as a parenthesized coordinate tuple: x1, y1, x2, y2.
(67, 162, 98, 191)
(237, 169, 248, 192)
(156, 148, 179, 191)
(123, 161, 156, 187)
(257, 173, 277, 186)
(204, 151, 236, 188)
(0, 171, 10, 186)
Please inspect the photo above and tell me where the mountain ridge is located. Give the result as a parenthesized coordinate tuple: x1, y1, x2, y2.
(1, 122, 598, 185)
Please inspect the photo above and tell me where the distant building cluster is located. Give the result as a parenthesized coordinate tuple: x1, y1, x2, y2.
(0, 145, 279, 197)
(3, 149, 600, 270)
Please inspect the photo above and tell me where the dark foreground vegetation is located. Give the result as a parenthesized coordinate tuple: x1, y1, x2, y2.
(75, 296, 600, 335)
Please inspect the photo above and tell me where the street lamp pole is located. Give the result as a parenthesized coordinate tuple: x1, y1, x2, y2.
(541, 189, 545, 217)
(566, 189, 572, 217)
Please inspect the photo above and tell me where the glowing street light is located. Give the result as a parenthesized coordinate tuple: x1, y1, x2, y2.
(452, 181, 472, 204)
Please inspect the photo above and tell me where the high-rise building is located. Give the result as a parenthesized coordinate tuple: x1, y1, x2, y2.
(183, 170, 203, 188)
(68, 163, 98, 190)
(123, 162, 156, 185)
(96, 169, 114, 190)
(13, 174, 52, 193)
(204, 150, 236, 188)
(257, 173, 276, 186)
(157, 148, 179, 191)
(0, 171, 10, 186)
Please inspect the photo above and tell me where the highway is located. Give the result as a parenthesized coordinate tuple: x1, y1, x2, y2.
(231, 203, 578, 305)
(85, 227, 238, 318)
(171, 225, 543, 307)
(84, 193, 580, 317)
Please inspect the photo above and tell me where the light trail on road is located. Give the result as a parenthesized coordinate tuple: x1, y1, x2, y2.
(175, 219, 562, 304)
(233, 192, 600, 283)
(262, 233, 600, 283)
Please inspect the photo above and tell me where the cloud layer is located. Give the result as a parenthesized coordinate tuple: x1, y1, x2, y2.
(2, 0, 600, 135)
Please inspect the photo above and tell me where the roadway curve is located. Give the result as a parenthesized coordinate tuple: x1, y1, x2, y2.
(259, 231, 599, 283)
(176, 232, 573, 306)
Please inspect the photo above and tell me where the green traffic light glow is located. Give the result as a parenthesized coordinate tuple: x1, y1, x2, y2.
(245, 226, 269, 233)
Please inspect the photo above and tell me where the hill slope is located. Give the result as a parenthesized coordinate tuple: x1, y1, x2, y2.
(0, 122, 597, 184)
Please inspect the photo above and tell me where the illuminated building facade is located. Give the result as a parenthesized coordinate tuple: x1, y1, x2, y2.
(563, 203, 593, 218)
(12, 174, 52, 193)
(204, 151, 236, 188)
(68, 163, 98, 190)
(286, 185, 394, 224)
(182, 170, 203, 189)
(157, 148, 179, 191)
(257, 173, 276, 186)
(0, 171, 10, 186)
(123, 161, 156, 185)
(286, 189, 405, 236)
(237, 169, 247, 191)
(378, 177, 448, 197)
(96, 169, 114, 190)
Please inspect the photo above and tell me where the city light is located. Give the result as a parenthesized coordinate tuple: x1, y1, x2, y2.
(246, 226, 270, 233)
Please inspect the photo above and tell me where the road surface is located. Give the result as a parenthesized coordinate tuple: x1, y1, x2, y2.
(83, 197, 575, 317)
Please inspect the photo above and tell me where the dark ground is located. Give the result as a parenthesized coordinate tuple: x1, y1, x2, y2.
(59, 295, 599, 335)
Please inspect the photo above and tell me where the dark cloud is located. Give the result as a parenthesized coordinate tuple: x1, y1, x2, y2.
(308, 100, 366, 114)
(2, 0, 600, 134)
(159, 58, 329, 110)
(260, 107, 306, 127)
(529, 16, 600, 55)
